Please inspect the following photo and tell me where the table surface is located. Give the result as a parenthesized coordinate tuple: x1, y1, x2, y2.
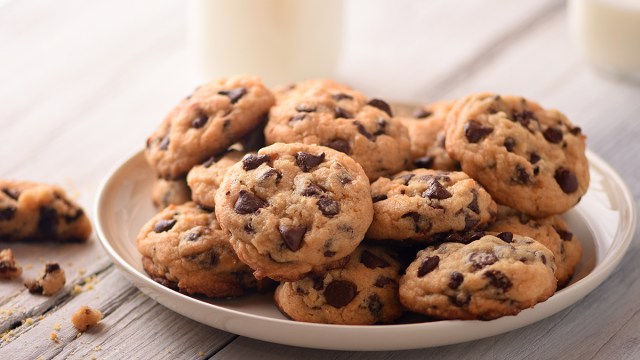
(1, 0, 639, 359)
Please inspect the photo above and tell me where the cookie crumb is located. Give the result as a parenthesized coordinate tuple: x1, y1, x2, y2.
(24, 317, 34, 325)
(73, 284, 83, 295)
(50, 331, 59, 343)
(198, 351, 205, 357)
(0, 249, 22, 279)
(71, 305, 103, 332)
(53, 323, 61, 331)
(24, 263, 66, 296)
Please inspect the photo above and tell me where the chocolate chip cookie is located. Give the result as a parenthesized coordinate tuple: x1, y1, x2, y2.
(367, 169, 497, 242)
(445, 93, 589, 217)
(152, 178, 191, 210)
(0, 180, 92, 242)
(264, 79, 411, 181)
(214, 143, 374, 282)
(400, 101, 459, 171)
(136, 202, 262, 298)
(400, 233, 557, 320)
(488, 206, 582, 287)
(186, 150, 245, 209)
(145, 75, 275, 179)
(274, 244, 404, 324)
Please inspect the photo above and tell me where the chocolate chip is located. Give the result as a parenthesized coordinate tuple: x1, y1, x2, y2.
(395, 173, 415, 185)
(278, 225, 307, 251)
(301, 182, 324, 197)
(530, 153, 541, 164)
(367, 293, 383, 318)
(354, 121, 374, 140)
(417, 256, 439, 277)
(555, 167, 578, 193)
(295, 152, 325, 172)
(464, 120, 493, 143)
(373, 118, 388, 136)
(45, 263, 60, 273)
(192, 114, 208, 128)
(513, 110, 534, 127)
(423, 179, 452, 200)
(466, 231, 485, 242)
(543, 127, 563, 144)
(218, 87, 246, 104)
(324, 250, 336, 257)
(289, 114, 307, 123)
(449, 271, 464, 289)
(374, 276, 397, 288)
(311, 274, 325, 290)
(332, 93, 353, 101)
(153, 219, 177, 233)
(372, 194, 387, 203)
(540, 254, 547, 264)
(469, 252, 498, 270)
(533, 167, 540, 176)
(467, 189, 479, 213)
(553, 226, 573, 241)
(258, 168, 282, 183)
(514, 164, 531, 185)
(0, 207, 16, 221)
(324, 280, 357, 308)
(360, 250, 390, 269)
(64, 209, 84, 223)
(243, 223, 255, 234)
(496, 232, 513, 243)
(570, 126, 582, 135)
(317, 197, 339, 217)
(401, 211, 422, 232)
(484, 270, 512, 291)
(295, 104, 316, 112)
(337, 171, 354, 185)
(413, 108, 432, 119)
(222, 118, 231, 130)
(242, 154, 270, 170)
(413, 156, 434, 169)
(234, 190, 267, 214)
(38, 206, 58, 236)
(324, 139, 350, 154)
(504, 137, 516, 152)
(464, 216, 479, 231)
(1, 188, 19, 201)
(335, 107, 352, 119)
(367, 98, 393, 116)
(25, 280, 43, 294)
(159, 137, 169, 150)
(449, 293, 470, 307)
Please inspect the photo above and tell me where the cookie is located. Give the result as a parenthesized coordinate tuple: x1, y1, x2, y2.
(264, 79, 411, 181)
(214, 143, 374, 282)
(445, 93, 589, 217)
(399, 233, 557, 320)
(71, 305, 103, 332)
(0, 180, 92, 242)
(145, 75, 275, 179)
(367, 169, 497, 242)
(24, 263, 66, 296)
(274, 244, 404, 325)
(488, 206, 582, 287)
(186, 150, 245, 209)
(151, 178, 191, 210)
(0, 248, 22, 279)
(136, 202, 262, 298)
(400, 101, 459, 171)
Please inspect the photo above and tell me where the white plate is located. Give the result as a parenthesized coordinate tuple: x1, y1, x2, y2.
(95, 149, 636, 351)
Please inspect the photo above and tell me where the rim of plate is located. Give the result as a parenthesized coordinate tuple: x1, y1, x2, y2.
(95, 148, 636, 351)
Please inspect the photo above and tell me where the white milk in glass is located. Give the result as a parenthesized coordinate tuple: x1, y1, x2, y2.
(188, 0, 343, 86)
(568, 0, 640, 80)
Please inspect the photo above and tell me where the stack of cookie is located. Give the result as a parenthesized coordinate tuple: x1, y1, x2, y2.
(137, 76, 588, 324)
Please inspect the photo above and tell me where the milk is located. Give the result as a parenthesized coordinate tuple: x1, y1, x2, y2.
(187, 0, 343, 86)
(568, 0, 640, 79)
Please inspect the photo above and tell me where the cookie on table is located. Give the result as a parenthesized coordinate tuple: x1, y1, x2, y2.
(488, 206, 582, 287)
(0, 248, 22, 279)
(214, 143, 374, 282)
(145, 75, 275, 179)
(136, 202, 264, 298)
(400, 101, 459, 171)
(0, 180, 92, 242)
(264, 79, 411, 181)
(367, 169, 497, 242)
(274, 245, 404, 325)
(151, 178, 191, 210)
(444, 93, 589, 217)
(186, 150, 245, 210)
(400, 233, 557, 320)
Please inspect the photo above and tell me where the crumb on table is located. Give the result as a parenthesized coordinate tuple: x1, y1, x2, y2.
(0, 248, 22, 279)
(71, 305, 103, 332)
(24, 263, 66, 296)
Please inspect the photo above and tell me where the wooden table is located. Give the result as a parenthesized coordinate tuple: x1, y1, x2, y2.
(1, 0, 639, 358)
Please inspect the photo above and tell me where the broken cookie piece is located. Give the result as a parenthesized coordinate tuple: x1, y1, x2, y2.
(0, 248, 22, 279)
(24, 263, 66, 295)
(71, 305, 103, 332)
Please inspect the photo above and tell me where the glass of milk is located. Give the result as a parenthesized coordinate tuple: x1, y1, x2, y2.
(568, 0, 640, 82)
(187, 0, 343, 87)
